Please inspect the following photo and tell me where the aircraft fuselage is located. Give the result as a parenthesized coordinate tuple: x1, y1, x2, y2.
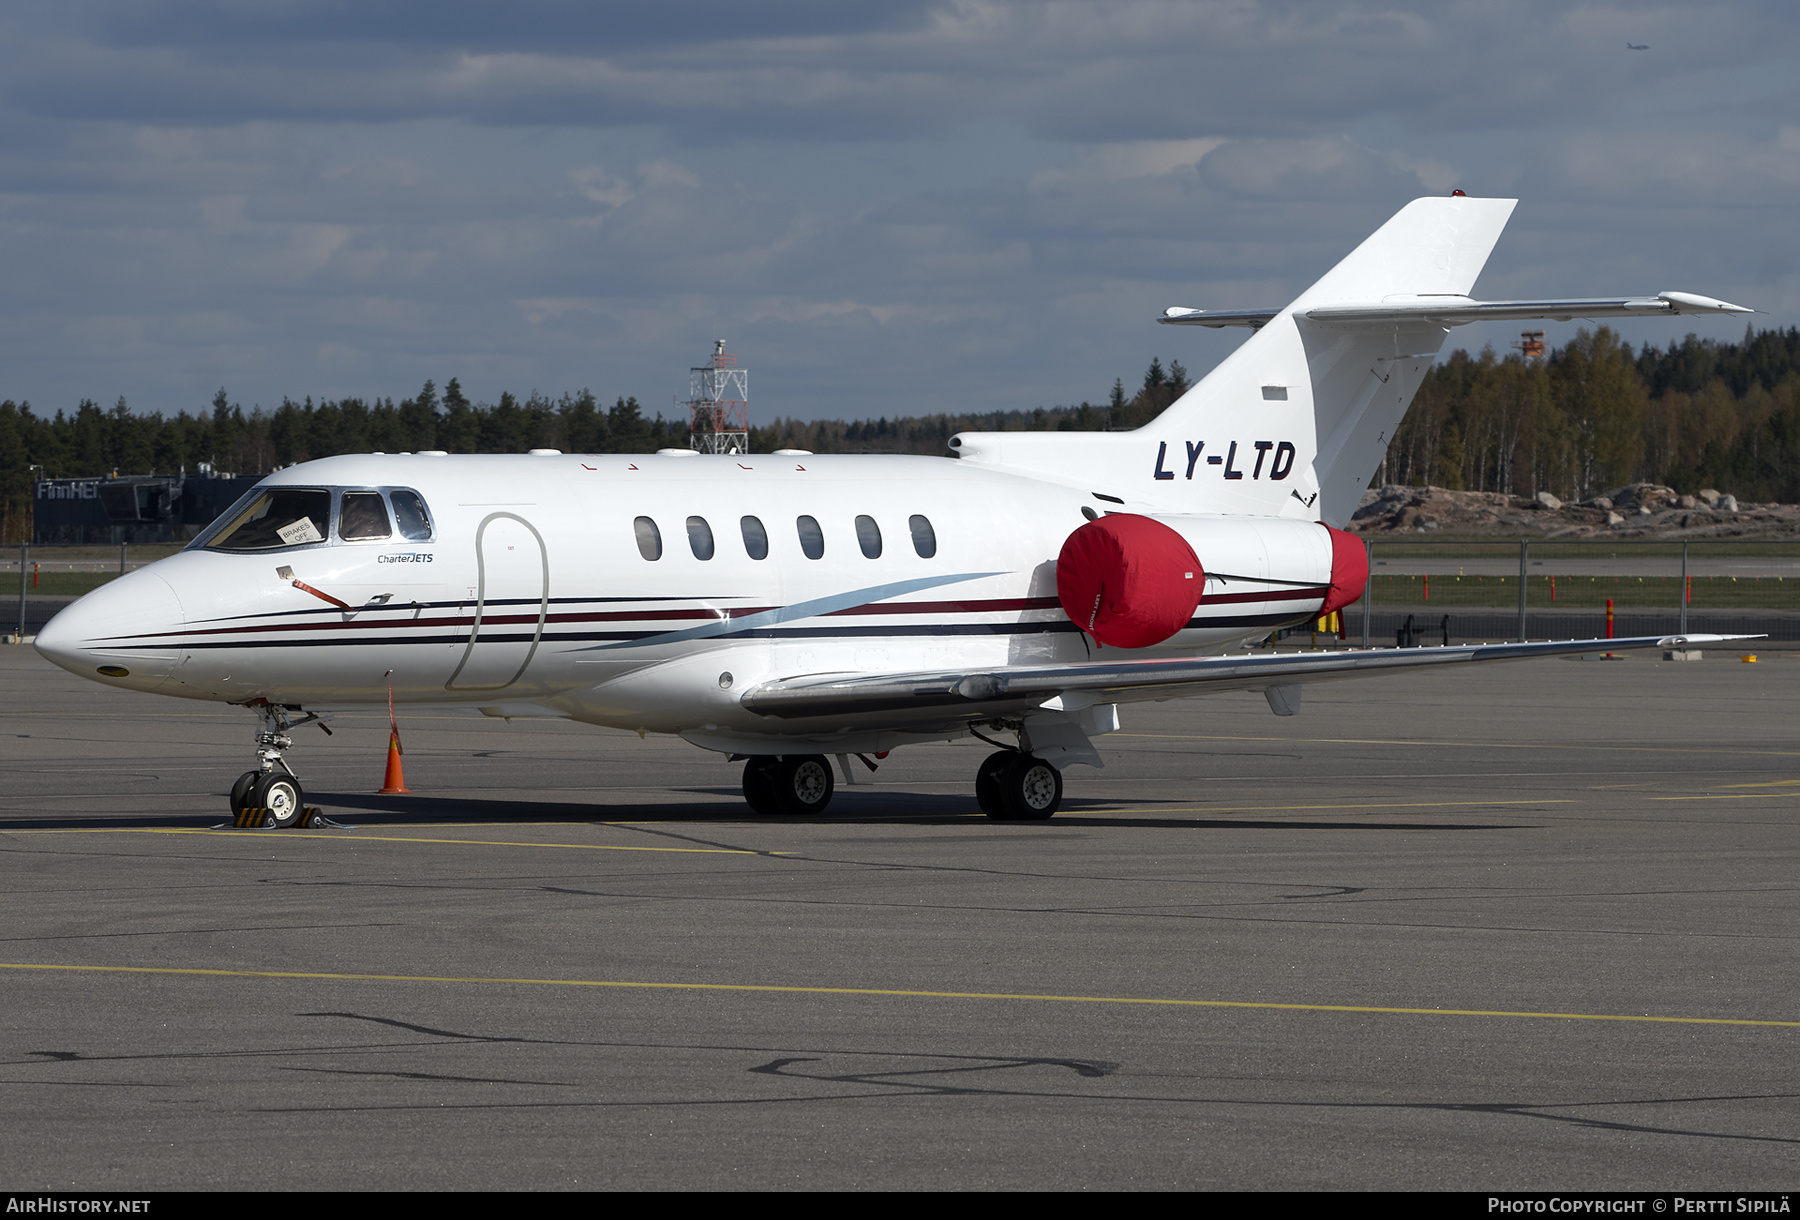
(37, 451, 1335, 754)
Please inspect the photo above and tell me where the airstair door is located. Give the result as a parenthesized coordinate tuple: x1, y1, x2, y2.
(445, 512, 548, 691)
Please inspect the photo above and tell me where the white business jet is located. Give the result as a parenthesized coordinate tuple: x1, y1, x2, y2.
(35, 195, 1752, 825)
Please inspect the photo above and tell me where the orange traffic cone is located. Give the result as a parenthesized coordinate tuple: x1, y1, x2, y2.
(378, 668, 410, 794)
(378, 728, 410, 793)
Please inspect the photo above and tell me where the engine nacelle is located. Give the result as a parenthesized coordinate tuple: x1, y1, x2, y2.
(1056, 513, 1366, 649)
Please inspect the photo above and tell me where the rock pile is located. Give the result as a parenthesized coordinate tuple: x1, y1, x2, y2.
(1349, 483, 1800, 539)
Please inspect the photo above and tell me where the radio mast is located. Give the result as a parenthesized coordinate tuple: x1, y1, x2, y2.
(685, 340, 749, 454)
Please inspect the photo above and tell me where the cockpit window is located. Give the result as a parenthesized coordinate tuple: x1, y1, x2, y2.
(205, 489, 332, 552)
(389, 490, 433, 541)
(339, 492, 392, 541)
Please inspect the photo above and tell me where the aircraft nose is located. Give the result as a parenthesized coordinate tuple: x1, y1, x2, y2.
(35, 569, 186, 691)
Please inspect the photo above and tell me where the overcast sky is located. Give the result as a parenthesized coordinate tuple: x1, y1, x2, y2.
(1, 1, 1794, 427)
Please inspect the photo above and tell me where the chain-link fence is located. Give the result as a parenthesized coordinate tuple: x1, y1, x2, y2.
(6, 543, 184, 637)
(1338, 539, 1800, 647)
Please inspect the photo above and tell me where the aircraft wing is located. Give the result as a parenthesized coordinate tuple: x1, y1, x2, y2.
(1159, 292, 1751, 329)
(740, 634, 1752, 722)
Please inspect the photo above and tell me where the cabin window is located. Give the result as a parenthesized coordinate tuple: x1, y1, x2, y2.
(909, 514, 937, 559)
(687, 516, 715, 560)
(633, 516, 662, 561)
(389, 490, 433, 541)
(339, 491, 392, 541)
(206, 488, 332, 552)
(796, 515, 824, 560)
(855, 515, 882, 559)
(740, 515, 768, 560)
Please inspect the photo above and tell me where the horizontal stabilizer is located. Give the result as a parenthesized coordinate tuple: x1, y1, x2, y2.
(1158, 307, 1281, 329)
(1160, 291, 1753, 329)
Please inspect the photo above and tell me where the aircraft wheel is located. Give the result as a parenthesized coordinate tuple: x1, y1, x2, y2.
(229, 770, 259, 817)
(1000, 755, 1061, 821)
(770, 755, 834, 816)
(252, 773, 305, 829)
(741, 757, 782, 816)
(976, 750, 1016, 819)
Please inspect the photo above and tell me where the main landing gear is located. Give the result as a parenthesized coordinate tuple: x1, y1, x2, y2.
(741, 755, 835, 817)
(735, 747, 1065, 821)
(975, 750, 1063, 821)
(227, 703, 326, 828)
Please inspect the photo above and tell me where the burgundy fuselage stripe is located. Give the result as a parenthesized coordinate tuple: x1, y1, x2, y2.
(1199, 587, 1326, 606)
(107, 595, 1067, 642)
(825, 597, 1061, 616)
(96, 587, 1326, 647)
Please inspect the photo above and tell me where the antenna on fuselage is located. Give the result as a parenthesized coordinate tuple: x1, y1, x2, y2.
(685, 340, 750, 455)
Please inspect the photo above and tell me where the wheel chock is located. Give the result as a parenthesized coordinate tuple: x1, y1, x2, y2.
(210, 807, 271, 829)
(212, 806, 352, 830)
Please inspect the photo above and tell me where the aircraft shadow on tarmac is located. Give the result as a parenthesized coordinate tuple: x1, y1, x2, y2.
(0, 788, 1538, 834)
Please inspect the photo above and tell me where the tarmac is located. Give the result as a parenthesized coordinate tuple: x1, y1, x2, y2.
(1, 644, 1796, 1191)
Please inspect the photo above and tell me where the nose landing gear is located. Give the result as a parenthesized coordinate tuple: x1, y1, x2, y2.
(226, 703, 330, 828)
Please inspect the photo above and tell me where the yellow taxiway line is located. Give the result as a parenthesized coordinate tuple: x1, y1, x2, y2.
(1649, 794, 1797, 802)
(1, 828, 767, 854)
(1114, 732, 1800, 758)
(1, 962, 1793, 1029)
(1074, 798, 1570, 815)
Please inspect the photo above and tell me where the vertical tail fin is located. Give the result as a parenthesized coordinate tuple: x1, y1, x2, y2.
(1144, 196, 1517, 524)
(949, 196, 1517, 522)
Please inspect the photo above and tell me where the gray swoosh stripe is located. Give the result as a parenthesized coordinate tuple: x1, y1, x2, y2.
(575, 571, 1006, 651)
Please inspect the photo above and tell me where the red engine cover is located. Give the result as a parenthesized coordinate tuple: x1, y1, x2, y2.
(1321, 525, 1368, 614)
(1055, 514, 1204, 648)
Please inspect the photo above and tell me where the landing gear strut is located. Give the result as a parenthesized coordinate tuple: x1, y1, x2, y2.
(976, 749, 1062, 821)
(228, 704, 320, 828)
(741, 754, 835, 816)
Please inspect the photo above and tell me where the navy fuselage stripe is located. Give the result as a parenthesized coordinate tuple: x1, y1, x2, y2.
(123, 611, 1309, 652)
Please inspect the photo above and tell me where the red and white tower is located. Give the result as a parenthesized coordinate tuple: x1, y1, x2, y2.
(686, 340, 749, 454)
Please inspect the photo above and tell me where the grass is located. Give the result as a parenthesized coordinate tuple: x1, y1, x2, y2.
(1368, 573, 1799, 611)
(11, 572, 132, 597)
(1366, 540, 1800, 561)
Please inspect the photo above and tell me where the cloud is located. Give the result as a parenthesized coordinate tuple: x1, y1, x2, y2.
(4, 2, 1786, 143)
(0, 1, 1789, 423)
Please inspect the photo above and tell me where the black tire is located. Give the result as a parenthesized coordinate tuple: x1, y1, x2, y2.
(229, 770, 259, 817)
(1000, 755, 1062, 821)
(769, 755, 834, 816)
(252, 772, 305, 829)
(742, 757, 782, 816)
(976, 750, 1016, 820)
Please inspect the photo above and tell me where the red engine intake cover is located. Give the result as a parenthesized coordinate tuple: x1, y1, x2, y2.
(1321, 525, 1368, 614)
(1055, 514, 1204, 649)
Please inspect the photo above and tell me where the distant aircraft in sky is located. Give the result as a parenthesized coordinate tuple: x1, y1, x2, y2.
(35, 195, 1754, 824)
(1627, 42, 1649, 50)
